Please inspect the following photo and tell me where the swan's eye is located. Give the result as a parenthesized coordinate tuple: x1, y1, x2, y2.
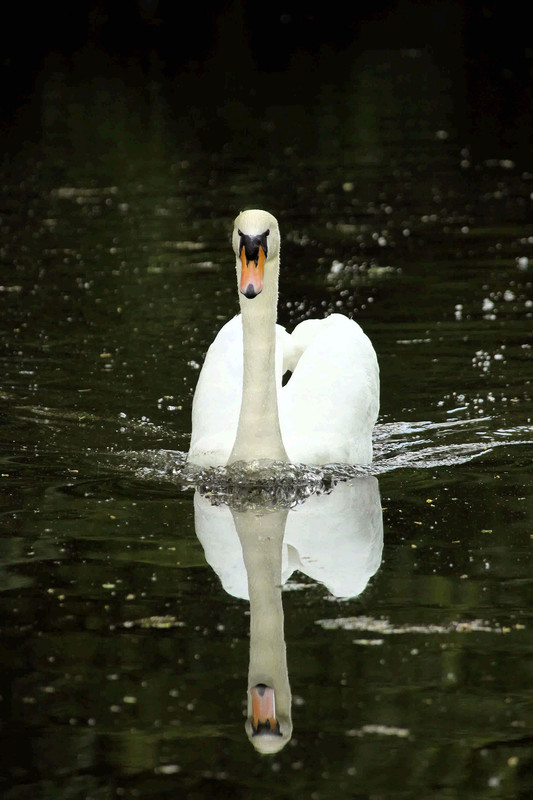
(265, 229, 270, 235)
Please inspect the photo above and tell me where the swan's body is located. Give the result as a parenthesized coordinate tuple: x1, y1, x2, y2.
(187, 210, 379, 467)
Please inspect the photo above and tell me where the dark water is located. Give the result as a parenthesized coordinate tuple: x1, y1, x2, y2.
(1, 39, 532, 800)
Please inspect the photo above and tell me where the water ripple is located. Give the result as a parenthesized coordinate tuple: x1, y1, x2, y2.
(110, 414, 530, 503)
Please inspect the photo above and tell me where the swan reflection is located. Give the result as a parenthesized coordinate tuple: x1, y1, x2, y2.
(194, 476, 383, 754)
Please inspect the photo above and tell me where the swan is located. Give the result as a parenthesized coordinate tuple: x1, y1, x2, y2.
(187, 209, 379, 467)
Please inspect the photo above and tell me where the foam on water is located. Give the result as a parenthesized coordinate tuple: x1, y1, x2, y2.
(111, 413, 531, 506)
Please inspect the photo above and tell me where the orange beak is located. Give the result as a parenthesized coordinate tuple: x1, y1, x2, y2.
(239, 244, 266, 297)
(250, 684, 279, 734)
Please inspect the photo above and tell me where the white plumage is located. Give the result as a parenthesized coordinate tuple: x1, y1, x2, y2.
(187, 209, 379, 467)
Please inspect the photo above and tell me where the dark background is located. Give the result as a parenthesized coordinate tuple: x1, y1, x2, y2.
(2, 1, 532, 116)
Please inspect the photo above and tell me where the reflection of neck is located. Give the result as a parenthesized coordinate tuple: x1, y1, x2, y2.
(228, 263, 288, 464)
(232, 508, 291, 730)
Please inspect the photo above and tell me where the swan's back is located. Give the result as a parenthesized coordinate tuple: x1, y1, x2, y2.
(280, 314, 379, 464)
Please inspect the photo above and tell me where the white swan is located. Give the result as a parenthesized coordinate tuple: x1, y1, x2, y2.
(187, 209, 379, 467)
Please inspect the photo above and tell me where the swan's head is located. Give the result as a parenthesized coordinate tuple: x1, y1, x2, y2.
(245, 682, 292, 755)
(232, 209, 280, 300)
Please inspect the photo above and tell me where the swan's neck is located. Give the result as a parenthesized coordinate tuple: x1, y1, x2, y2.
(228, 260, 288, 464)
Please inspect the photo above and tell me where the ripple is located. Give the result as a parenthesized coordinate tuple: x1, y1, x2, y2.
(109, 414, 530, 503)
(316, 615, 526, 635)
(115, 449, 370, 508)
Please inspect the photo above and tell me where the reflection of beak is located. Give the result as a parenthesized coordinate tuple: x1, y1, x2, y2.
(250, 684, 281, 736)
(239, 244, 266, 298)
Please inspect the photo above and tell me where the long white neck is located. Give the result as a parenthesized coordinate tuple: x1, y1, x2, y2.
(228, 253, 288, 464)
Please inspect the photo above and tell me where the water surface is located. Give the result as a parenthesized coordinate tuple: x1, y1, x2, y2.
(1, 46, 532, 799)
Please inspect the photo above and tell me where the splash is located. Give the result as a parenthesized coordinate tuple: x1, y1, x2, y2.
(122, 450, 370, 508)
(112, 412, 530, 501)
